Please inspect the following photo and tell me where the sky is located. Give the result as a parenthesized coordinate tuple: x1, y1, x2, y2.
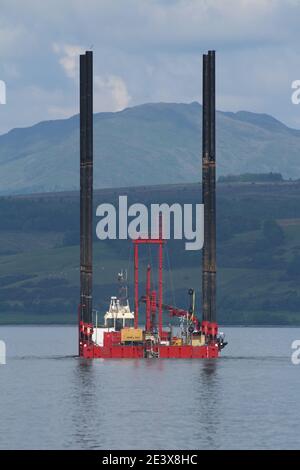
(1, 0, 300, 134)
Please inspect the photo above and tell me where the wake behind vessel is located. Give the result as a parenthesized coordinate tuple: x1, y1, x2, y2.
(78, 50, 226, 359)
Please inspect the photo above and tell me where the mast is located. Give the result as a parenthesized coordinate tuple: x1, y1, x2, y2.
(146, 265, 151, 331)
(208, 50, 216, 324)
(80, 51, 93, 334)
(202, 50, 217, 333)
(202, 52, 210, 327)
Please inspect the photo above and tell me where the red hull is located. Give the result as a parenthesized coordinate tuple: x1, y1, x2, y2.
(80, 343, 219, 359)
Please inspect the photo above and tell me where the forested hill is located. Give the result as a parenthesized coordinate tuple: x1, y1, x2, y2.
(0, 180, 300, 325)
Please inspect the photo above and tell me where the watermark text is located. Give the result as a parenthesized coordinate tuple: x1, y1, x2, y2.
(96, 196, 204, 251)
(291, 339, 300, 365)
(0, 80, 6, 104)
(0, 340, 6, 365)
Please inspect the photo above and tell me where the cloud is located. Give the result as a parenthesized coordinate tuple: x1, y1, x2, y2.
(94, 75, 131, 112)
(0, 84, 77, 134)
(52, 42, 131, 112)
(0, 24, 33, 58)
(1, 0, 300, 133)
(47, 105, 77, 119)
(53, 43, 85, 79)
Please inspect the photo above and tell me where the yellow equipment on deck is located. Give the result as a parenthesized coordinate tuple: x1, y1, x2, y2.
(121, 328, 143, 342)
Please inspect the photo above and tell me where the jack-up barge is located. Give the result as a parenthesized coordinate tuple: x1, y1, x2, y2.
(78, 50, 226, 359)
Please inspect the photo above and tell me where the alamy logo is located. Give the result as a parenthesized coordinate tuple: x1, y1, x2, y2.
(0, 340, 6, 365)
(0, 80, 6, 104)
(291, 340, 300, 365)
(95, 196, 204, 251)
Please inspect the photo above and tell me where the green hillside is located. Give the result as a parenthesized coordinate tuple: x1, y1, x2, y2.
(0, 180, 300, 325)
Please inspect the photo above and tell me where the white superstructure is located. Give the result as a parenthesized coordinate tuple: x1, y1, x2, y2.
(104, 296, 134, 329)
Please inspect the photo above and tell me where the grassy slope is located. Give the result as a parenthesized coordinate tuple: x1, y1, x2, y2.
(0, 182, 300, 325)
(0, 223, 299, 325)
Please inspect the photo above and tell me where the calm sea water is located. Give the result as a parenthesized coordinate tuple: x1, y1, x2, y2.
(0, 325, 299, 450)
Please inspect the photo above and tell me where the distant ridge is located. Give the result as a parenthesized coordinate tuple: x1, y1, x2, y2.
(0, 102, 300, 195)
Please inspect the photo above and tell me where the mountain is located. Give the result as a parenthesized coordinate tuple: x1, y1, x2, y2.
(0, 102, 300, 195)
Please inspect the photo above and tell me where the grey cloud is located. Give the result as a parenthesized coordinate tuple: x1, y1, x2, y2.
(0, 0, 300, 133)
